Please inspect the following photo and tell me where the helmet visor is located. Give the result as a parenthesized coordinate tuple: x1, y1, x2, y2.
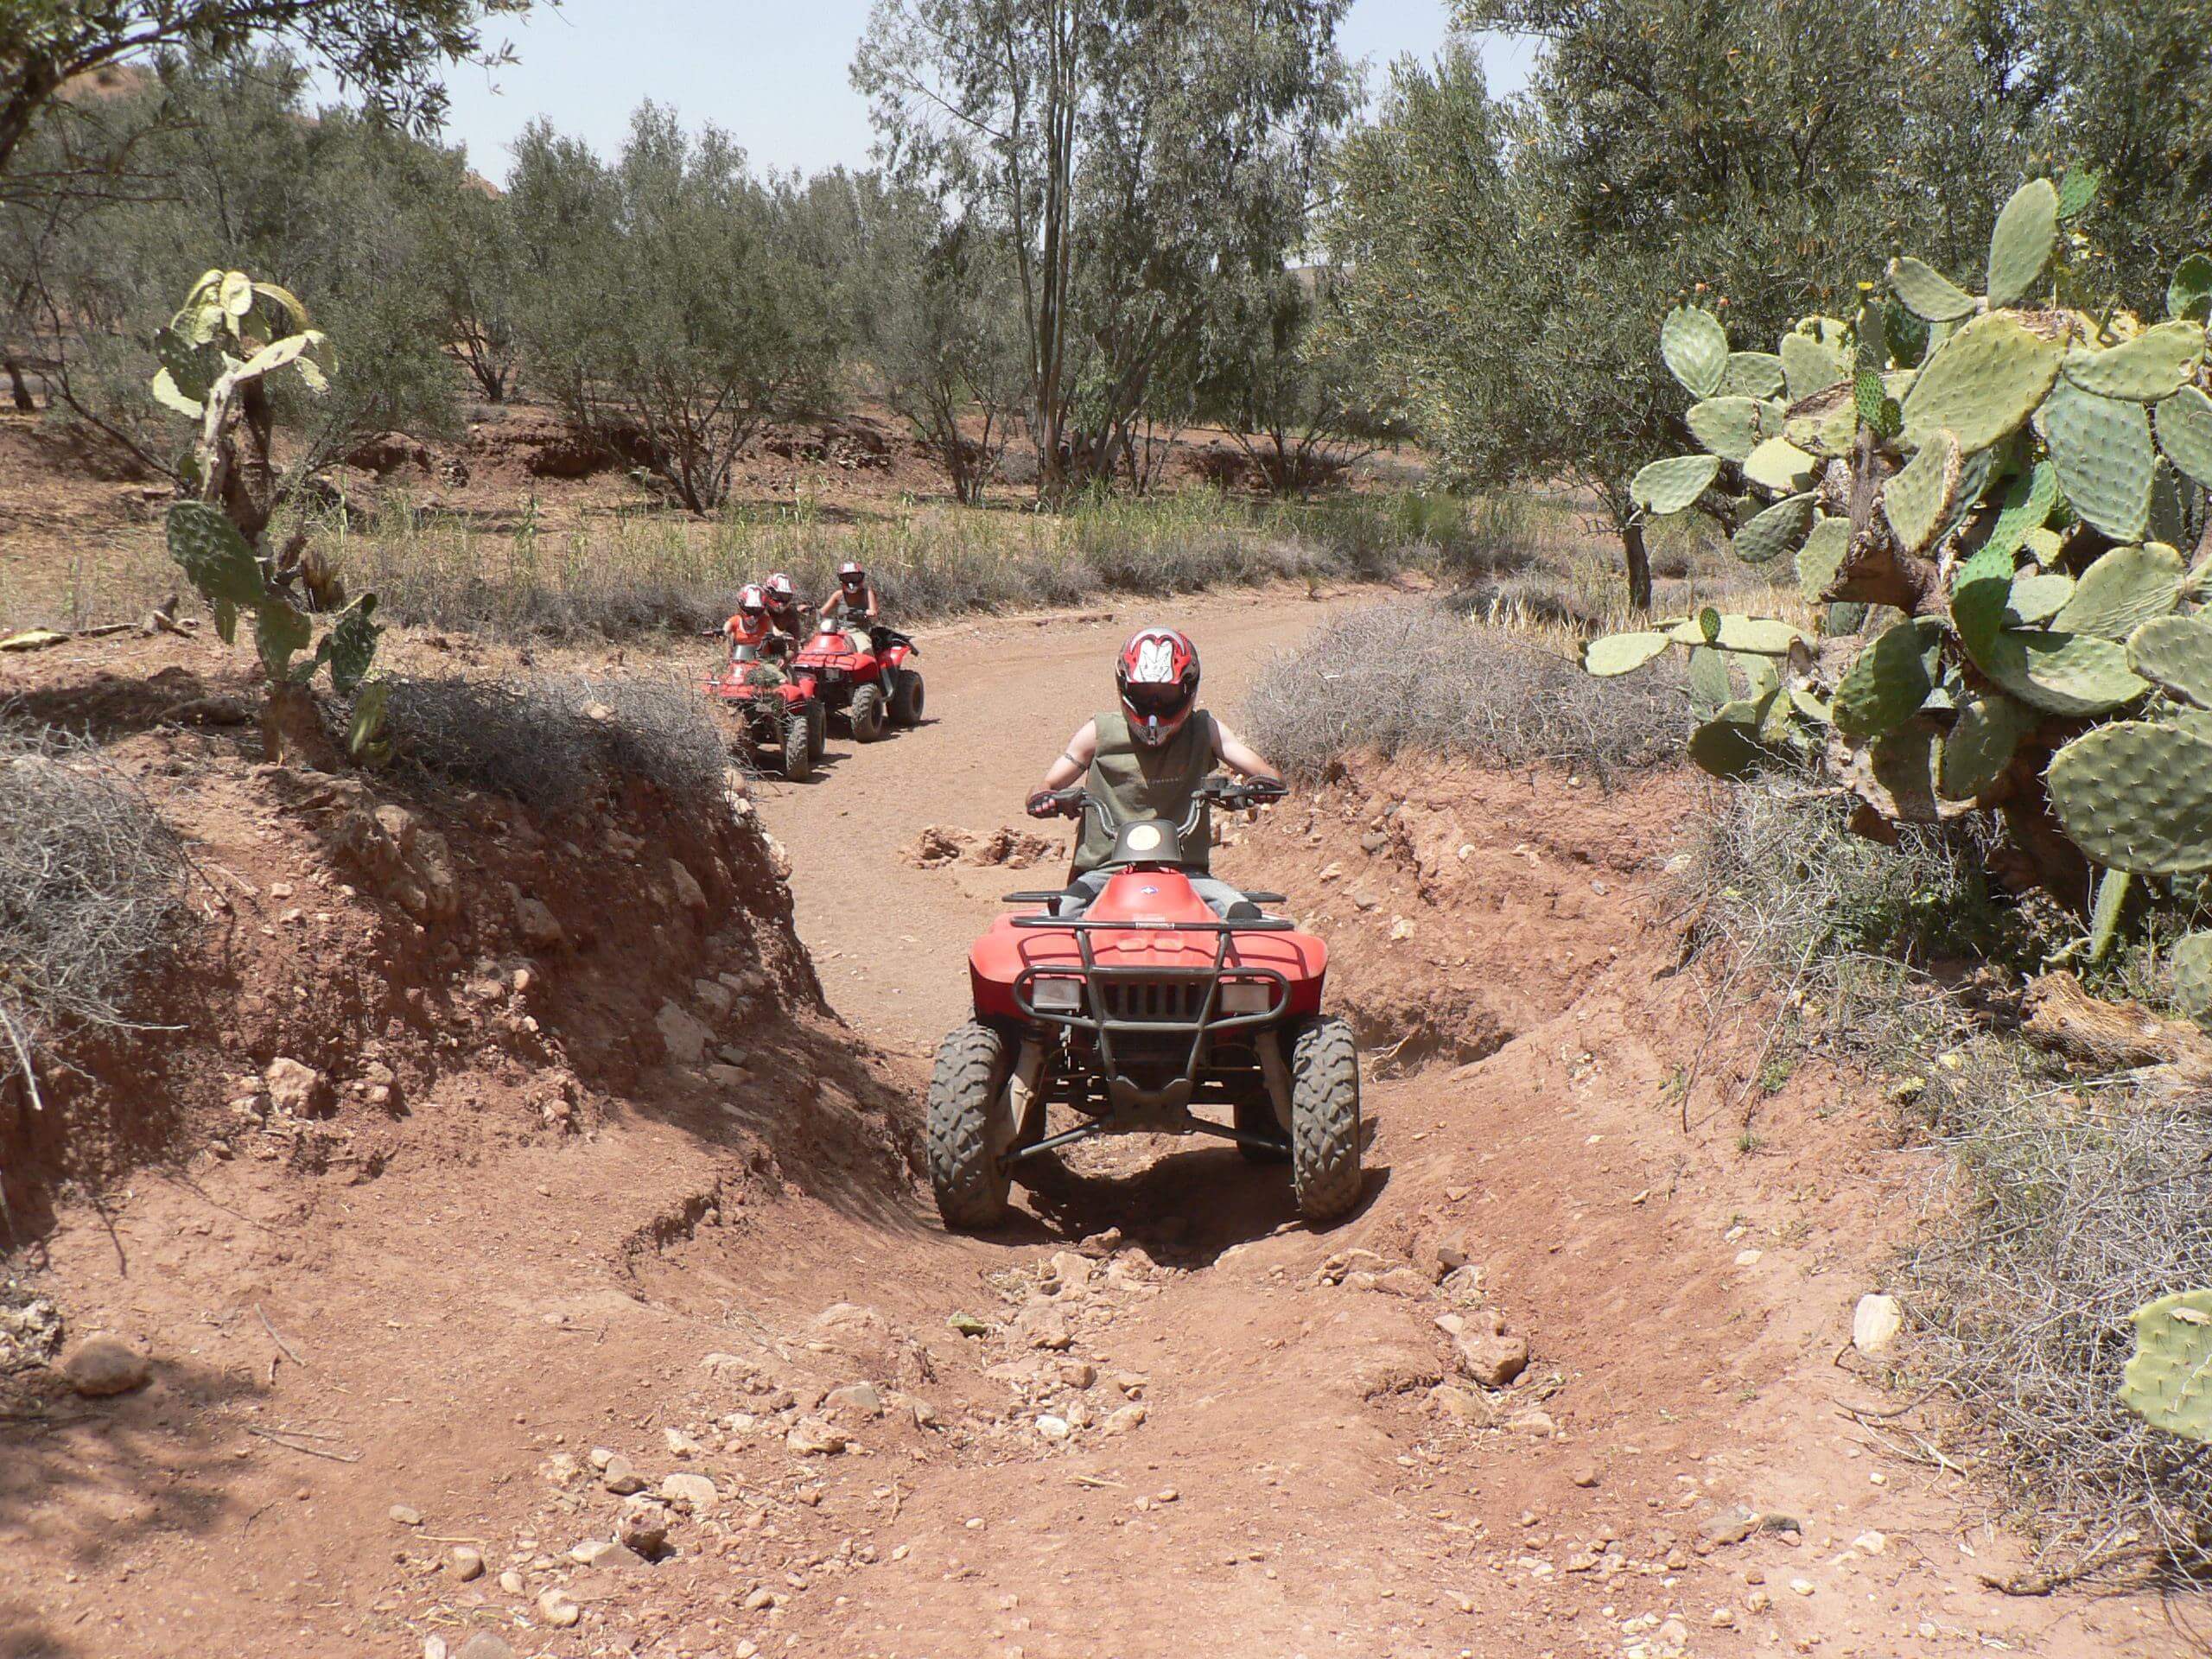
(1124, 681, 1190, 718)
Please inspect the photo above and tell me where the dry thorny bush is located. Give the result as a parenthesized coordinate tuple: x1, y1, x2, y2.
(1681, 777, 2212, 1582)
(1242, 599, 1683, 786)
(0, 721, 188, 1103)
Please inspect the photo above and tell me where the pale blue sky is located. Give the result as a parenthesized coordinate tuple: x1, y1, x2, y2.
(418, 0, 1539, 180)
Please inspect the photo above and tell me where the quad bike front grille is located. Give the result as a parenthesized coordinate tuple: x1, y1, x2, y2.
(1099, 978, 1210, 1024)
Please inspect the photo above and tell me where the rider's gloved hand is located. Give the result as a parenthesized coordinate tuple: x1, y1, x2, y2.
(1026, 790, 1061, 820)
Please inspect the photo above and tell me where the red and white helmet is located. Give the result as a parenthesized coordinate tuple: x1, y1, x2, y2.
(1116, 626, 1200, 747)
(734, 582, 766, 621)
(763, 572, 796, 607)
(837, 560, 867, 590)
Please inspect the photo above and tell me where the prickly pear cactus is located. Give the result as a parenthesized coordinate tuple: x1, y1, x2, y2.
(1583, 176, 2212, 1016)
(2120, 1290, 2212, 1445)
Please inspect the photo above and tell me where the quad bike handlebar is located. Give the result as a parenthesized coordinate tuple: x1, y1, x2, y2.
(1026, 774, 1285, 822)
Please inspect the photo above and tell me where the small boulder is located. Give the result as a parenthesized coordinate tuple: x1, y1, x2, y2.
(264, 1057, 328, 1116)
(1852, 1293, 1904, 1356)
(60, 1334, 150, 1397)
(618, 1500, 671, 1557)
(512, 891, 564, 950)
(1103, 1403, 1147, 1435)
(1700, 1505, 1760, 1548)
(450, 1546, 485, 1580)
(785, 1418, 849, 1456)
(536, 1587, 581, 1628)
(600, 1454, 645, 1496)
(824, 1382, 883, 1418)
(661, 1471, 719, 1510)
(1454, 1332, 1530, 1389)
(571, 1539, 644, 1569)
(668, 859, 708, 912)
(655, 1001, 714, 1065)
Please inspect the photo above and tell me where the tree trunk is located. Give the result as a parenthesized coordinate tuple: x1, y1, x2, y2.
(1622, 520, 1653, 613)
(3, 356, 33, 412)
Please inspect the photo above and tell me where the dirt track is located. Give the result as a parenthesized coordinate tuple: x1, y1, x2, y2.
(2, 588, 2188, 1659)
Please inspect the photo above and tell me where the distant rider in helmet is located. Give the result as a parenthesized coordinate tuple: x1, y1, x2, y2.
(818, 561, 880, 656)
(724, 583, 785, 673)
(1027, 626, 1283, 918)
(761, 572, 804, 641)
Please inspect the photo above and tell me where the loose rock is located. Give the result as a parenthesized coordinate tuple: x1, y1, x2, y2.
(618, 1500, 671, 1557)
(663, 1471, 721, 1510)
(536, 1587, 581, 1627)
(785, 1418, 849, 1456)
(601, 1454, 645, 1496)
(59, 1334, 151, 1397)
(825, 1382, 884, 1417)
(455, 1636, 516, 1659)
(264, 1057, 327, 1116)
(450, 1546, 485, 1580)
(1852, 1293, 1904, 1356)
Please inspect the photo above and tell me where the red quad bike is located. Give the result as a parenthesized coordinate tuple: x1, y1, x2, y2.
(926, 775, 1363, 1230)
(789, 620, 924, 742)
(699, 648, 826, 780)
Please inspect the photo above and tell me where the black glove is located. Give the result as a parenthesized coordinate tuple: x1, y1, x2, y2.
(1027, 790, 1061, 820)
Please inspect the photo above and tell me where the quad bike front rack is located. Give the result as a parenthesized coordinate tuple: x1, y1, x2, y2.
(1000, 905, 1299, 1156)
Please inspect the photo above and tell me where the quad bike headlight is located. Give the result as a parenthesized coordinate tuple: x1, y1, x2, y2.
(1030, 976, 1084, 1014)
(1219, 981, 1273, 1015)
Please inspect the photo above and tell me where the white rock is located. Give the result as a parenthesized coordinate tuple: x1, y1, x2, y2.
(536, 1587, 580, 1627)
(661, 1471, 720, 1510)
(1035, 1414, 1071, 1442)
(1852, 1293, 1904, 1355)
(264, 1056, 326, 1116)
(655, 1000, 715, 1065)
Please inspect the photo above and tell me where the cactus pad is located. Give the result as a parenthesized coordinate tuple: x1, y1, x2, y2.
(1631, 454, 1721, 515)
(1783, 383, 1859, 458)
(2153, 385, 2212, 492)
(1719, 352, 1786, 398)
(1732, 492, 1817, 564)
(1887, 255, 1977, 322)
(165, 501, 268, 607)
(1662, 307, 1731, 398)
(2173, 933, 2212, 1028)
(2061, 321, 2207, 403)
(1986, 177, 2058, 308)
(2041, 379, 2154, 542)
(2126, 613, 2212, 707)
(1950, 540, 2021, 664)
(1983, 460, 2060, 563)
(1664, 613, 1804, 653)
(2048, 721, 2212, 872)
(2120, 1289, 2212, 1444)
(1687, 645, 1732, 714)
(1796, 515, 1850, 603)
(1688, 716, 1766, 779)
(1743, 435, 1818, 495)
(1832, 617, 1941, 738)
(1982, 629, 2147, 717)
(1901, 312, 2064, 454)
(1780, 330, 1847, 402)
(2049, 543, 2183, 640)
(1686, 396, 1768, 461)
(2005, 571, 2073, 625)
(1940, 690, 2035, 799)
(1881, 429, 1960, 553)
(1583, 631, 1674, 677)
(2169, 254, 2212, 323)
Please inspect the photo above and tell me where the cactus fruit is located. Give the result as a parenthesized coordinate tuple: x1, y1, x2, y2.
(1940, 690, 2035, 799)
(2153, 385, 2212, 492)
(1780, 329, 1847, 401)
(1686, 396, 1769, 461)
(1882, 429, 1961, 553)
(2126, 614, 2212, 707)
(1986, 177, 2059, 308)
(1733, 493, 1818, 564)
(2173, 933, 2212, 1027)
(2169, 254, 2212, 323)
(1632, 454, 1722, 515)
(1832, 617, 1941, 739)
(2040, 379, 2155, 542)
(1901, 312, 2066, 454)
(2120, 1289, 2212, 1445)
(1742, 435, 1818, 495)
(1796, 515, 1850, 603)
(1662, 306, 1731, 397)
(2049, 543, 2184, 640)
(1584, 631, 1675, 677)
(1719, 351, 1786, 398)
(1886, 255, 1977, 323)
(2062, 320, 2207, 403)
(2048, 721, 2212, 872)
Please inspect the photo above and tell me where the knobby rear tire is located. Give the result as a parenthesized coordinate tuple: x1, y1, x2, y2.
(891, 670, 925, 727)
(1289, 1016, 1363, 1222)
(781, 714, 812, 781)
(927, 1020, 1014, 1228)
(851, 683, 887, 742)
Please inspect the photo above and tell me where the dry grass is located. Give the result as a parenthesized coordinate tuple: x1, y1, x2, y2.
(0, 721, 188, 1097)
(1241, 599, 1686, 785)
(378, 672, 728, 818)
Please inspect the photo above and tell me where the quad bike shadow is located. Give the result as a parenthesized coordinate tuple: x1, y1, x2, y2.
(926, 775, 1372, 1237)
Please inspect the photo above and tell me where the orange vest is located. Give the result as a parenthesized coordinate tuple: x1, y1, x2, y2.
(726, 612, 770, 647)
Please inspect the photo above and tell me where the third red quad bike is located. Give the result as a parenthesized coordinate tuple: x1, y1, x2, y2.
(789, 620, 924, 742)
(926, 776, 1363, 1230)
(700, 650, 826, 780)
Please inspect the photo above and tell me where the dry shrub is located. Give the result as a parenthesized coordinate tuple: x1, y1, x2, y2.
(1241, 600, 1682, 785)
(0, 721, 187, 1091)
(381, 673, 727, 818)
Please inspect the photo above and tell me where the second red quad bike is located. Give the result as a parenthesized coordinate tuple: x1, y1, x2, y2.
(790, 620, 924, 742)
(926, 776, 1363, 1229)
(700, 654, 825, 780)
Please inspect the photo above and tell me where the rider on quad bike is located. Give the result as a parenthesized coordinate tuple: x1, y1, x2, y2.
(724, 584, 786, 669)
(818, 561, 880, 655)
(1027, 626, 1283, 919)
(761, 572, 805, 642)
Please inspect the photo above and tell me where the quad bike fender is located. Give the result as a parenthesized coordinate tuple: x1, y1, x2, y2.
(966, 908, 1329, 1022)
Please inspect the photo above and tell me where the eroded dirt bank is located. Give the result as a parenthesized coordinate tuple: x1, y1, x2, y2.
(0, 591, 2187, 1659)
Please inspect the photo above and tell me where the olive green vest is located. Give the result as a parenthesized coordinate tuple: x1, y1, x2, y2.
(1074, 708, 1217, 875)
